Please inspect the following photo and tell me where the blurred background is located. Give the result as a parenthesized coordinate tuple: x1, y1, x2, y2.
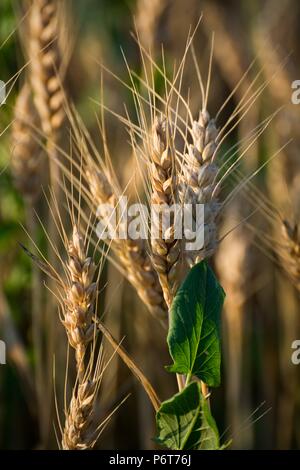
(0, 0, 300, 450)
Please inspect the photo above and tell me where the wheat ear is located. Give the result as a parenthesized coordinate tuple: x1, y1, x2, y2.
(23, 189, 118, 449)
(11, 83, 43, 200)
(59, 225, 101, 450)
(180, 109, 220, 267)
(62, 374, 99, 450)
(62, 225, 127, 449)
(150, 116, 182, 309)
(62, 226, 96, 383)
(29, 0, 64, 138)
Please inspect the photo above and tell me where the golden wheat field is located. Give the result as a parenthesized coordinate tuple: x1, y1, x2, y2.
(0, 0, 300, 454)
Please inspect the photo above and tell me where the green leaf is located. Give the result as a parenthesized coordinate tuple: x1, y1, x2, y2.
(155, 382, 219, 450)
(197, 392, 220, 449)
(167, 261, 225, 387)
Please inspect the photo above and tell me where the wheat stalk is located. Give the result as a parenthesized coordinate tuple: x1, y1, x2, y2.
(215, 203, 254, 448)
(26, 1, 67, 441)
(136, 0, 167, 51)
(10, 81, 47, 443)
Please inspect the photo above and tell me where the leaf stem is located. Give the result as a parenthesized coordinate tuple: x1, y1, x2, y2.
(185, 372, 192, 387)
(176, 373, 185, 391)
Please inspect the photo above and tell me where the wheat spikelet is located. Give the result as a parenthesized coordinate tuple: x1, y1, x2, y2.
(62, 377, 99, 450)
(180, 109, 220, 267)
(149, 116, 181, 308)
(11, 83, 43, 200)
(28, 0, 64, 137)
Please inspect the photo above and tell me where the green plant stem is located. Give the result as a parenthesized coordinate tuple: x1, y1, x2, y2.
(168, 306, 185, 392)
(201, 381, 211, 410)
(176, 374, 185, 391)
(185, 372, 192, 387)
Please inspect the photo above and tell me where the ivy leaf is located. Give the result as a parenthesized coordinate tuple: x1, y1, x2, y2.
(167, 261, 225, 387)
(155, 381, 219, 450)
